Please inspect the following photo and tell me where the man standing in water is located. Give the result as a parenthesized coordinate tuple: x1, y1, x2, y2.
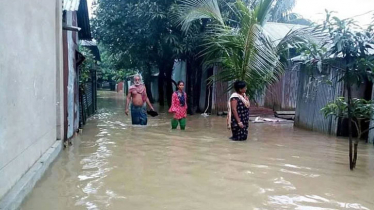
(125, 75, 155, 125)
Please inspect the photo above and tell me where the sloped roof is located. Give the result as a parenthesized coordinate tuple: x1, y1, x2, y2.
(263, 22, 306, 45)
(77, 0, 92, 40)
(63, 0, 92, 40)
(80, 40, 100, 61)
(63, 0, 80, 11)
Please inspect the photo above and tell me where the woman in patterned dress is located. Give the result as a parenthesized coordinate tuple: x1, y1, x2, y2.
(169, 81, 187, 130)
(227, 81, 250, 141)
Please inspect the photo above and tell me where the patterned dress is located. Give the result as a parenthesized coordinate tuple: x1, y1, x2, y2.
(169, 92, 187, 119)
(169, 92, 188, 130)
(230, 97, 249, 141)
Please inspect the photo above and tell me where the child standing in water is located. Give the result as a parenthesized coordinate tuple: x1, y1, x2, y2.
(169, 81, 187, 130)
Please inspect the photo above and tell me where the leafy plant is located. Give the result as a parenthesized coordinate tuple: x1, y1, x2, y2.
(176, 0, 313, 100)
(303, 11, 374, 169)
(79, 47, 97, 91)
(322, 97, 374, 140)
(92, 0, 188, 106)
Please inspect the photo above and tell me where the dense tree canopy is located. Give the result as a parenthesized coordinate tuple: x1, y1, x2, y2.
(302, 11, 374, 169)
(92, 0, 312, 109)
(92, 0, 191, 105)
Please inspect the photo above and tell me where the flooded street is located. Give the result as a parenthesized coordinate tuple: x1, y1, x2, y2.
(21, 91, 374, 210)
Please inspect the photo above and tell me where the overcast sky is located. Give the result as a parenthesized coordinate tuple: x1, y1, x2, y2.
(87, 0, 374, 27)
(293, 0, 374, 27)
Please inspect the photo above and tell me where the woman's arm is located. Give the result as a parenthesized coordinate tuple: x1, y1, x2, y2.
(169, 93, 178, 113)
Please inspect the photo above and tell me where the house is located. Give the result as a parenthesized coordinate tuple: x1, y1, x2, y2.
(139, 23, 304, 115)
(62, 0, 92, 140)
(292, 58, 373, 143)
(0, 0, 97, 208)
(79, 40, 100, 126)
(0, 0, 64, 207)
(201, 23, 306, 115)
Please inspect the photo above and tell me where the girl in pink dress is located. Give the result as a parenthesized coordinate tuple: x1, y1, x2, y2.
(168, 81, 187, 130)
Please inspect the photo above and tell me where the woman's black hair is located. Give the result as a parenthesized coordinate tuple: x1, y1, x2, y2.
(176, 80, 184, 91)
(234, 80, 246, 93)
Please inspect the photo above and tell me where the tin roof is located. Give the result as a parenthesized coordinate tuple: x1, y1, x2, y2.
(263, 22, 306, 45)
(77, 0, 92, 40)
(80, 40, 100, 61)
(63, 0, 80, 11)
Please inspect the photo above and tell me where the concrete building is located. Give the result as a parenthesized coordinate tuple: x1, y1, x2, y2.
(0, 0, 94, 208)
(0, 0, 64, 204)
(63, 0, 92, 140)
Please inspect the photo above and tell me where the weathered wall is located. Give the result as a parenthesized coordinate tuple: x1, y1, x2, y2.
(369, 84, 374, 144)
(264, 66, 299, 111)
(0, 0, 60, 199)
(294, 65, 344, 134)
(64, 11, 80, 139)
(211, 66, 230, 114)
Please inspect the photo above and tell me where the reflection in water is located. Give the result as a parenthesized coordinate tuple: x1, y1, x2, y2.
(21, 91, 374, 210)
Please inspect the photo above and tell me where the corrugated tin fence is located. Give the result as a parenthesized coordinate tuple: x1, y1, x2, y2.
(79, 70, 97, 127)
(264, 65, 299, 110)
(294, 64, 344, 135)
(211, 66, 230, 114)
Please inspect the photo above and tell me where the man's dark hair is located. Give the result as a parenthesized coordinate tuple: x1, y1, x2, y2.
(234, 80, 246, 92)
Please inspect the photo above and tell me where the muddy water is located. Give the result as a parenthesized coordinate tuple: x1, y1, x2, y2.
(21, 91, 374, 210)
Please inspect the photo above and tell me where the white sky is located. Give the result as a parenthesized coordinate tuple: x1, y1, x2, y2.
(87, 0, 374, 27)
(87, 0, 94, 18)
(293, 0, 374, 27)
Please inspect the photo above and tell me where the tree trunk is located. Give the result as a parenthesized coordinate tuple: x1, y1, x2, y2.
(165, 67, 173, 107)
(194, 61, 203, 113)
(158, 60, 174, 107)
(158, 67, 165, 106)
(144, 78, 153, 103)
(186, 57, 194, 115)
(347, 76, 354, 170)
(143, 64, 154, 103)
(204, 68, 214, 113)
(353, 120, 362, 168)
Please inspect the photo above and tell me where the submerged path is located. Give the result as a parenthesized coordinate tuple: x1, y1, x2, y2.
(21, 91, 374, 210)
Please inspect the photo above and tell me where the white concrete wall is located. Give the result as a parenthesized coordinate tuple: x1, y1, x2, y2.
(56, 0, 64, 141)
(172, 60, 187, 87)
(150, 77, 159, 102)
(0, 0, 61, 199)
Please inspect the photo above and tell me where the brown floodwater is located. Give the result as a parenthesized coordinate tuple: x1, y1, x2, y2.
(20, 91, 374, 210)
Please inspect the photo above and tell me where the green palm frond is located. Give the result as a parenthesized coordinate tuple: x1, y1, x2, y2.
(176, 0, 225, 31)
(176, 0, 313, 99)
(254, 0, 274, 26)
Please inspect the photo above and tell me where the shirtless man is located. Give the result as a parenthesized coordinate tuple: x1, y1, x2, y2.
(125, 75, 154, 125)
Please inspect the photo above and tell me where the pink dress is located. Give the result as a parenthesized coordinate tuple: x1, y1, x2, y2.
(168, 92, 187, 119)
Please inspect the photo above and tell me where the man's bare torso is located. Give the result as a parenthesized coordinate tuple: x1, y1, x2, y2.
(131, 87, 145, 107)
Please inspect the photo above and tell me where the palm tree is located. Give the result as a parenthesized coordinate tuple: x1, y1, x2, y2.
(176, 0, 311, 99)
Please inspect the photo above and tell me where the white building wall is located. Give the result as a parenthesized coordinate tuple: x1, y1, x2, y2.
(0, 0, 61, 199)
(172, 60, 187, 88)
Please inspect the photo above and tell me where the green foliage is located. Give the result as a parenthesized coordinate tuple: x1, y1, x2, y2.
(98, 45, 137, 83)
(92, 0, 188, 72)
(303, 11, 374, 169)
(301, 11, 374, 84)
(322, 97, 374, 120)
(79, 47, 96, 90)
(176, 0, 313, 99)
